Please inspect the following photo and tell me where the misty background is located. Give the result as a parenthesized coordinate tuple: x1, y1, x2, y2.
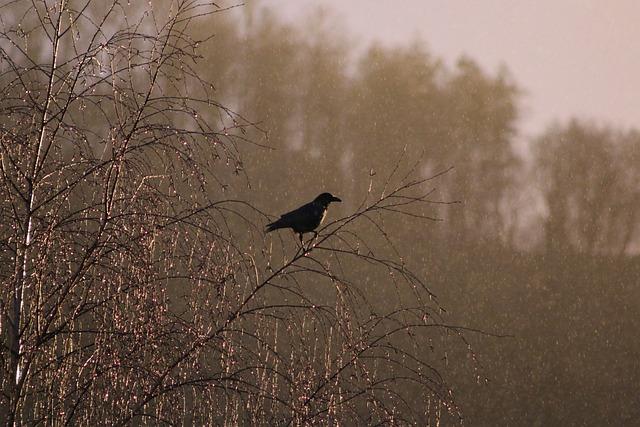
(209, 1, 639, 425)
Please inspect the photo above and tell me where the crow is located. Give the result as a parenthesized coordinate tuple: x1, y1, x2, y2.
(266, 192, 342, 243)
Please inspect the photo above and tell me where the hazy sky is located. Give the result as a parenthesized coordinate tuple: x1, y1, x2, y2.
(259, 0, 640, 137)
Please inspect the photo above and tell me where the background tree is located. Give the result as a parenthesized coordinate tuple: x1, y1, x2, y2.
(535, 119, 640, 255)
(440, 58, 520, 246)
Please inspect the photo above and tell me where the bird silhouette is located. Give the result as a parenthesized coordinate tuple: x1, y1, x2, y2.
(266, 192, 342, 243)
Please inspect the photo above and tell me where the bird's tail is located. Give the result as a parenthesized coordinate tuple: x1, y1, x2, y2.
(265, 220, 281, 233)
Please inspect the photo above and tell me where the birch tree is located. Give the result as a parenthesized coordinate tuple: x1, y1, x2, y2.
(1, 1, 465, 424)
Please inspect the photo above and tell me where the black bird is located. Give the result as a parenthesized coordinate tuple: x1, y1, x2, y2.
(266, 192, 342, 243)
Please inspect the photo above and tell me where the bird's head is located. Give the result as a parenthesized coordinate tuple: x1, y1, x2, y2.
(315, 192, 342, 206)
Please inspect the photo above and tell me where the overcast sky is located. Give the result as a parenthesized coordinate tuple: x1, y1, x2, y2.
(258, 0, 640, 138)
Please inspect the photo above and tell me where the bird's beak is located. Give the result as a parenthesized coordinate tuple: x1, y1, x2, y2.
(332, 196, 342, 203)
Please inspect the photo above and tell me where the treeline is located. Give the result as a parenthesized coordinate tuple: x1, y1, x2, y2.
(199, 7, 640, 256)
(196, 6, 640, 424)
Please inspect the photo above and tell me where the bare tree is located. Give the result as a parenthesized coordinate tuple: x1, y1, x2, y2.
(0, 1, 468, 424)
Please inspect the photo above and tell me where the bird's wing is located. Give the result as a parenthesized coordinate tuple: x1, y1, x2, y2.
(266, 201, 327, 234)
(278, 201, 314, 224)
(265, 202, 313, 231)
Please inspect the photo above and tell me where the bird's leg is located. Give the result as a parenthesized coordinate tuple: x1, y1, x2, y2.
(298, 232, 310, 255)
